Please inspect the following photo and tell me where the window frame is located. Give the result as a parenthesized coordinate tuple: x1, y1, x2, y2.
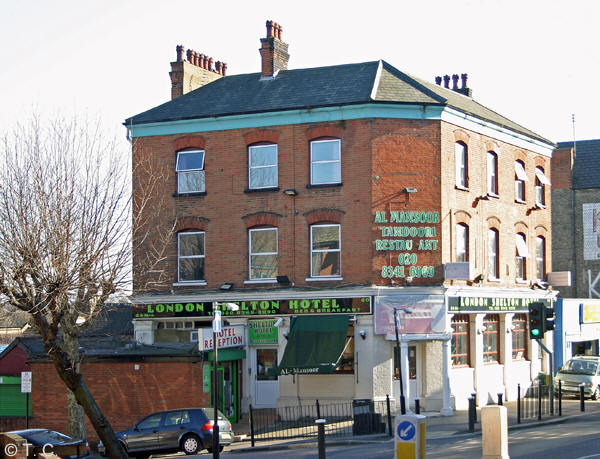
(487, 151, 499, 196)
(451, 314, 471, 367)
(310, 223, 341, 278)
(248, 227, 278, 280)
(248, 143, 278, 190)
(455, 142, 468, 189)
(514, 160, 527, 202)
(482, 314, 500, 364)
(176, 149, 205, 194)
(536, 236, 546, 281)
(177, 231, 206, 283)
(456, 223, 469, 263)
(310, 138, 341, 186)
(535, 166, 549, 207)
(515, 232, 528, 281)
(511, 314, 528, 360)
(488, 228, 499, 280)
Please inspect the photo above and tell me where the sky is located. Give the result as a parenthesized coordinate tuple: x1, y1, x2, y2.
(1, 0, 598, 145)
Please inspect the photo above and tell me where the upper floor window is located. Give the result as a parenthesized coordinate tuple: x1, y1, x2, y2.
(456, 223, 469, 262)
(451, 314, 470, 367)
(176, 150, 205, 194)
(249, 228, 278, 280)
(488, 228, 499, 280)
(535, 166, 550, 206)
(455, 142, 468, 188)
(310, 139, 341, 185)
(487, 151, 498, 195)
(512, 314, 528, 360)
(514, 160, 527, 202)
(178, 231, 205, 282)
(483, 314, 500, 363)
(515, 233, 528, 281)
(249, 144, 278, 189)
(310, 224, 341, 277)
(536, 236, 546, 281)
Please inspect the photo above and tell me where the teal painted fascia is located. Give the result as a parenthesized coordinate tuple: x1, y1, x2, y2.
(129, 103, 444, 138)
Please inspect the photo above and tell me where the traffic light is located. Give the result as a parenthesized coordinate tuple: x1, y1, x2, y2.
(544, 305, 555, 333)
(528, 302, 544, 339)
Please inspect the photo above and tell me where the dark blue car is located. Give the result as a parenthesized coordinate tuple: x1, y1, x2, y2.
(98, 408, 234, 456)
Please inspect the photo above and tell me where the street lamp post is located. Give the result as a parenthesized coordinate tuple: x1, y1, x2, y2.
(211, 302, 239, 459)
(393, 308, 406, 414)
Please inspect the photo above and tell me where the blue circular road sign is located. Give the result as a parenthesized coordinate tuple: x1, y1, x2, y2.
(397, 420, 416, 441)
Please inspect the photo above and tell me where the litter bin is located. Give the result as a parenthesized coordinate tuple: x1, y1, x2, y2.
(352, 399, 375, 435)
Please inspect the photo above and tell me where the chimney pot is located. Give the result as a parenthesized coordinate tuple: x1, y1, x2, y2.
(208, 57, 214, 71)
(215, 61, 222, 74)
(266, 20, 274, 37)
(222, 63, 227, 76)
(186, 49, 193, 63)
(452, 74, 459, 90)
(199, 54, 206, 69)
(276, 23, 282, 40)
(443, 75, 450, 88)
(176, 45, 185, 62)
(435, 76, 442, 85)
(461, 73, 468, 89)
(194, 51, 201, 67)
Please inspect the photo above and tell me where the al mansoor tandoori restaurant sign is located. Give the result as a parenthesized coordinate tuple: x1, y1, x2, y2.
(448, 296, 551, 313)
(133, 296, 371, 319)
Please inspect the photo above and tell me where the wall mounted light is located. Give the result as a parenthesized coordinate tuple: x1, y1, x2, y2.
(403, 187, 418, 193)
(359, 330, 367, 340)
(283, 189, 298, 196)
(219, 283, 234, 291)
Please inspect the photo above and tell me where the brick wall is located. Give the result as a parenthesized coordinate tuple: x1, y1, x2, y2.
(132, 116, 552, 292)
(29, 361, 208, 442)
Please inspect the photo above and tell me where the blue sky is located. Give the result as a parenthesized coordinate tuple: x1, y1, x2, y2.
(1, 0, 598, 144)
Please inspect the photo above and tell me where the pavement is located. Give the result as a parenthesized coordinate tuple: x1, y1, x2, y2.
(223, 398, 600, 454)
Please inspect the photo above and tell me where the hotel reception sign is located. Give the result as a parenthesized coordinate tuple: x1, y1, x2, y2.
(133, 296, 372, 319)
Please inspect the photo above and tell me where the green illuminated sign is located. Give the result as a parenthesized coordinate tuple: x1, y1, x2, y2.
(249, 319, 279, 345)
(449, 296, 551, 313)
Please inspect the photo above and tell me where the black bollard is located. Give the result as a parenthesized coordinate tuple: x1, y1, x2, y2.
(558, 381, 562, 416)
(316, 419, 326, 459)
(415, 398, 421, 415)
(468, 396, 475, 432)
(471, 392, 477, 422)
(580, 384, 585, 412)
(497, 393, 503, 406)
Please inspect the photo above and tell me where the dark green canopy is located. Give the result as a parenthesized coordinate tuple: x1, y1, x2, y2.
(273, 315, 349, 375)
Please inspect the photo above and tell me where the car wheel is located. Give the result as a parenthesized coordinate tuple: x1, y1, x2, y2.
(181, 434, 201, 455)
(592, 387, 600, 400)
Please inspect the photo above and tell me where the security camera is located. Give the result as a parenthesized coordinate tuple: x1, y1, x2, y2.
(359, 330, 367, 340)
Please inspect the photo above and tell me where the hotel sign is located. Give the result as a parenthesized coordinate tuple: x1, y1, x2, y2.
(133, 296, 372, 318)
(449, 296, 551, 313)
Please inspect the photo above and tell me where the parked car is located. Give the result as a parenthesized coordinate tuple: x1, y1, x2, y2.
(554, 355, 600, 399)
(8, 429, 89, 458)
(98, 407, 234, 456)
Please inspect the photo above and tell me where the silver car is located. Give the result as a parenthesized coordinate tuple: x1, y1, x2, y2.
(554, 356, 600, 399)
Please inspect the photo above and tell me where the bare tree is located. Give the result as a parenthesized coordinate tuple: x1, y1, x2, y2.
(0, 114, 134, 458)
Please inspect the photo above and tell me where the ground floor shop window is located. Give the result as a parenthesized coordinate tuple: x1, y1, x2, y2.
(512, 314, 528, 360)
(483, 314, 500, 363)
(335, 323, 354, 373)
(451, 314, 470, 367)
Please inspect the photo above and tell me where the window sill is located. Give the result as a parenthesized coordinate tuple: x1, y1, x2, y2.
(173, 191, 207, 197)
(487, 193, 500, 199)
(244, 279, 277, 284)
(515, 199, 526, 205)
(173, 281, 207, 287)
(305, 276, 343, 282)
(455, 185, 470, 192)
(516, 279, 529, 285)
(306, 183, 343, 189)
(535, 203, 547, 209)
(244, 187, 280, 193)
(487, 277, 501, 283)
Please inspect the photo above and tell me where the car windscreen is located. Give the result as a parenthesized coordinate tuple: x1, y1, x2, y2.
(562, 359, 598, 375)
(16, 430, 74, 445)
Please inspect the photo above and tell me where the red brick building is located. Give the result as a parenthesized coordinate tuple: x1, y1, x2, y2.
(127, 20, 556, 415)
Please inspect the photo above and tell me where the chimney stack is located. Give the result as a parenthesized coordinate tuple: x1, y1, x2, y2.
(260, 20, 289, 78)
(169, 45, 226, 99)
(435, 73, 472, 97)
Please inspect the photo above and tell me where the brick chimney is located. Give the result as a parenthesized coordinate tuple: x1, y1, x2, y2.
(259, 20, 289, 78)
(169, 45, 227, 99)
(434, 73, 472, 97)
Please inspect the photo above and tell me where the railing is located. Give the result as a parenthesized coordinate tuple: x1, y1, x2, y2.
(517, 381, 560, 423)
(248, 397, 392, 446)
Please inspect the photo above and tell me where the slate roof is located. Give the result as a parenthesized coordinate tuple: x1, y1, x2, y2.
(81, 303, 133, 337)
(127, 60, 551, 145)
(556, 139, 600, 189)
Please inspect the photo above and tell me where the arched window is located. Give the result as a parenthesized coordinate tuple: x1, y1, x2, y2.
(310, 138, 341, 185)
(249, 227, 278, 280)
(514, 160, 527, 202)
(535, 166, 551, 206)
(536, 236, 546, 281)
(310, 224, 341, 277)
(176, 149, 205, 194)
(248, 143, 278, 189)
(488, 228, 499, 280)
(483, 314, 500, 363)
(456, 223, 469, 262)
(177, 231, 205, 282)
(451, 315, 470, 367)
(512, 314, 528, 360)
(487, 151, 498, 195)
(515, 233, 528, 281)
(455, 142, 468, 188)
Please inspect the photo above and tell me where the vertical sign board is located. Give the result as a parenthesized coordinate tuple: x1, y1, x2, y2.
(21, 372, 31, 393)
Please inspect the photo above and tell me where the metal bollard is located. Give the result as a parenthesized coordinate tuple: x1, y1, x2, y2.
(468, 396, 475, 432)
(414, 398, 420, 414)
(558, 381, 562, 416)
(497, 393, 503, 406)
(471, 392, 477, 422)
(316, 419, 326, 459)
(517, 384, 521, 424)
(580, 384, 586, 412)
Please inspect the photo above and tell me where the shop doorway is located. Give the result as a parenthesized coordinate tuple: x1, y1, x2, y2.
(209, 360, 241, 424)
(254, 348, 279, 408)
(408, 344, 421, 407)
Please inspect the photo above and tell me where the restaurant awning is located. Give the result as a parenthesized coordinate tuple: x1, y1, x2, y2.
(273, 315, 349, 375)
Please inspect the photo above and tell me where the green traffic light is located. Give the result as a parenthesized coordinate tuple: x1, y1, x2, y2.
(531, 329, 540, 336)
